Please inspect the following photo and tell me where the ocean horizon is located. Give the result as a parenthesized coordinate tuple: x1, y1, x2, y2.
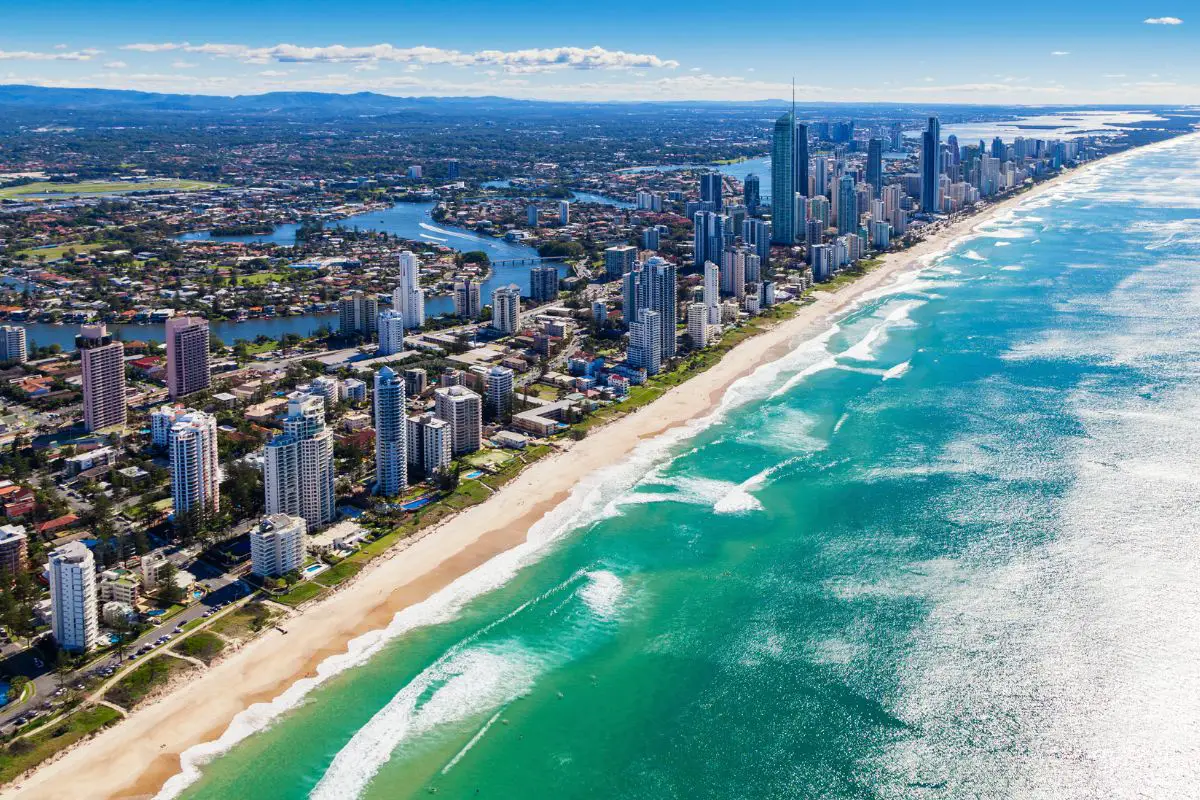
(168, 133, 1200, 800)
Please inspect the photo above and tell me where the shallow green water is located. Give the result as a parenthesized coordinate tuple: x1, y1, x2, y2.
(171, 135, 1200, 800)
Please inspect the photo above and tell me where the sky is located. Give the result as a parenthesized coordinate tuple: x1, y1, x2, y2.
(0, 0, 1196, 104)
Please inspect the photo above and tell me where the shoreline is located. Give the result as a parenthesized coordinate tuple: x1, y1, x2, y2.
(2, 145, 1157, 800)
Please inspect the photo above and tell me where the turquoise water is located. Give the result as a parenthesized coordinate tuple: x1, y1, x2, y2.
(169, 135, 1200, 799)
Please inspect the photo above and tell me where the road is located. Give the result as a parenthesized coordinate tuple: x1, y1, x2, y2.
(0, 557, 250, 733)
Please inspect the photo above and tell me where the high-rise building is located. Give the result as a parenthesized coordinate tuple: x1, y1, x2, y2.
(0, 325, 27, 364)
(168, 410, 220, 524)
(406, 412, 452, 478)
(446, 159, 460, 179)
(526, 204, 539, 228)
(703, 260, 721, 324)
(307, 376, 341, 409)
(48, 541, 98, 652)
(265, 394, 335, 529)
(794, 121, 810, 202)
(744, 218, 771, 264)
(700, 172, 723, 211)
(693, 210, 728, 269)
(529, 266, 559, 303)
(434, 385, 483, 456)
(743, 173, 760, 214)
(628, 309, 663, 375)
(771, 112, 796, 244)
(837, 175, 860, 235)
(164, 316, 210, 399)
(921, 116, 942, 213)
(492, 284, 521, 335)
(0, 524, 28, 577)
(686, 302, 710, 349)
(558, 200, 571, 225)
(78, 323, 126, 433)
(395, 250, 426, 329)
(377, 309, 406, 357)
(484, 365, 515, 421)
(453, 281, 481, 319)
(866, 138, 884, 197)
(373, 367, 407, 497)
(623, 257, 677, 361)
(344, 378, 367, 403)
(250, 514, 306, 578)
(604, 245, 637, 281)
(338, 291, 378, 340)
(151, 404, 186, 447)
(404, 368, 427, 398)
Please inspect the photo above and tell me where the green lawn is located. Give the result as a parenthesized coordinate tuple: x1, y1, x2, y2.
(314, 560, 363, 587)
(14, 241, 113, 261)
(0, 705, 122, 784)
(103, 655, 194, 710)
(273, 581, 326, 607)
(172, 631, 226, 664)
(237, 271, 289, 286)
(0, 179, 222, 199)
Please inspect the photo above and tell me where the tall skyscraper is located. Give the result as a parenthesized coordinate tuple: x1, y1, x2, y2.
(837, 175, 860, 235)
(700, 172, 723, 211)
(265, 395, 335, 529)
(529, 266, 559, 303)
(484, 365, 515, 421)
(628, 309, 663, 375)
(434, 385, 482, 456)
(453, 280, 482, 319)
(395, 250, 425, 329)
(377, 309, 406, 357)
(168, 410, 220, 524)
(338, 291, 378, 340)
(526, 204, 539, 228)
(250, 514, 306, 578)
(921, 116, 942, 214)
(794, 122, 810, 202)
(558, 200, 571, 225)
(624, 257, 677, 362)
(373, 367, 407, 497)
(686, 302, 710, 349)
(771, 112, 796, 244)
(743, 173, 760, 214)
(0, 325, 27, 364)
(866, 138, 884, 197)
(703, 260, 721, 324)
(604, 244, 637, 281)
(48, 541, 98, 652)
(492, 284, 521, 335)
(406, 412, 452, 478)
(693, 210, 728, 269)
(77, 323, 126, 433)
(165, 316, 210, 399)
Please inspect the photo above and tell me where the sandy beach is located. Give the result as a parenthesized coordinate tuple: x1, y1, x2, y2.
(3, 154, 1121, 799)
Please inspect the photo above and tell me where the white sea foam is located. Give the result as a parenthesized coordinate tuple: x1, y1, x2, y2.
(995, 241, 1012, 247)
(962, 250, 987, 261)
(882, 360, 912, 381)
(577, 570, 625, 619)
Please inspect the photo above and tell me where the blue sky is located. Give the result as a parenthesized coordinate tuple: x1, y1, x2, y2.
(0, 0, 1194, 103)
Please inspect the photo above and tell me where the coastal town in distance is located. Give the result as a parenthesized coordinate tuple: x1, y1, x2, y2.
(0, 55, 1198, 794)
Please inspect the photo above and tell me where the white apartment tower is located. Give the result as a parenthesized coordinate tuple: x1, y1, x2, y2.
(165, 315, 211, 399)
(406, 412, 452, 478)
(169, 410, 220, 522)
(703, 260, 721, 324)
(687, 302, 710, 349)
(250, 514, 307, 578)
(77, 323, 127, 433)
(485, 365, 515, 421)
(0, 325, 27, 363)
(491, 284, 521, 335)
(434, 384, 483, 456)
(377, 309, 406, 357)
(374, 367, 408, 497)
(395, 250, 426, 328)
(48, 541, 98, 652)
(265, 394, 336, 529)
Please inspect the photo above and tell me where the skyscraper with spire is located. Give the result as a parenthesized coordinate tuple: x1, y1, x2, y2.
(771, 111, 796, 245)
(921, 116, 942, 214)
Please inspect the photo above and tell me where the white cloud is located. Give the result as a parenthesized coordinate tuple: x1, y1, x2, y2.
(1051, 50, 1071, 56)
(103, 60, 128, 69)
(0, 48, 101, 62)
(1143, 16, 1183, 24)
(119, 42, 679, 72)
(258, 69, 289, 76)
(1104, 73, 1127, 78)
(171, 60, 199, 69)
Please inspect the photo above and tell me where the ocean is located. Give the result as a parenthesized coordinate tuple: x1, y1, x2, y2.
(167, 133, 1200, 799)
